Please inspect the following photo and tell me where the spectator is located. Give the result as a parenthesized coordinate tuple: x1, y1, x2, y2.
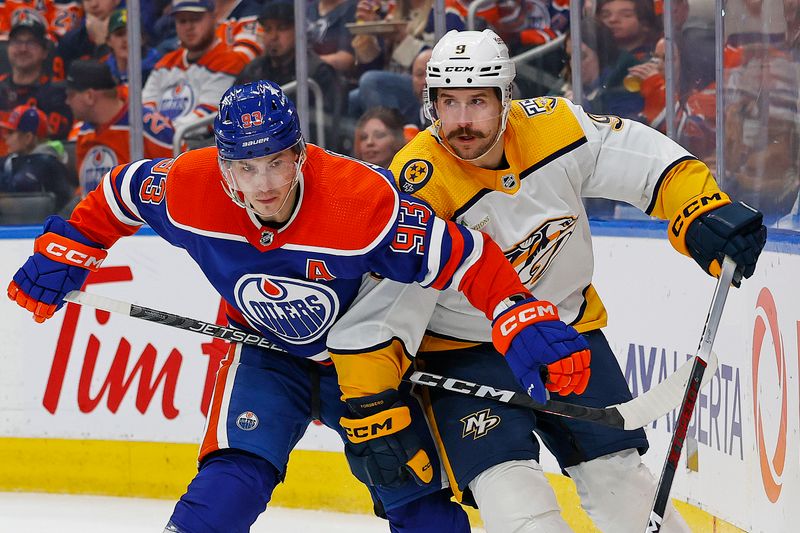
(0, 104, 75, 211)
(454, 0, 571, 54)
(142, 0, 248, 134)
(0, 0, 57, 41)
(723, 52, 800, 227)
(308, 0, 357, 74)
(561, 18, 640, 117)
(408, 47, 432, 132)
(236, 0, 343, 148)
(56, 0, 121, 77)
(66, 60, 173, 195)
(348, 0, 464, 124)
(104, 9, 162, 86)
(0, 14, 72, 155)
(214, 0, 266, 62)
(353, 106, 406, 167)
(597, 0, 660, 58)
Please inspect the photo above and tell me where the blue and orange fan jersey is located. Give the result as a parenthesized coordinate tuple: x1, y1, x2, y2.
(215, 0, 265, 62)
(68, 144, 530, 359)
(75, 87, 175, 196)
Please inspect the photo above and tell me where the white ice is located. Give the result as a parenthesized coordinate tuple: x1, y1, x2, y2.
(0, 492, 487, 532)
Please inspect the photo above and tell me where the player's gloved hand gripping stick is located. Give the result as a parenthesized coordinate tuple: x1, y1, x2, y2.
(7, 216, 107, 323)
(491, 295, 591, 403)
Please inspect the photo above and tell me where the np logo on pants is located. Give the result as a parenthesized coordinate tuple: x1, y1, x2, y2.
(460, 408, 501, 440)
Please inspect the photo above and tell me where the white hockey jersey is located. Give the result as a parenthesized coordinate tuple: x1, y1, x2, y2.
(328, 96, 721, 398)
(142, 39, 248, 131)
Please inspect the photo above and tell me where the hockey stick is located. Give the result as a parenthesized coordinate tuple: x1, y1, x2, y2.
(64, 289, 717, 430)
(407, 344, 717, 431)
(645, 256, 739, 533)
(63, 290, 287, 352)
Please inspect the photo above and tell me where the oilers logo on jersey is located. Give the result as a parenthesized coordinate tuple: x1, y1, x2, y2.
(234, 275, 340, 344)
(159, 82, 195, 120)
(80, 145, 118, 194)
(505, 215, 577, 286)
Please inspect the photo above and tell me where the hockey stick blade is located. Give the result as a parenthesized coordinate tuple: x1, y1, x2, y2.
(408, 348, 717, 431)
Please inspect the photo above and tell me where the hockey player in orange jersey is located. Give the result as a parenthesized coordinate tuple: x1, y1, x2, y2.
(328, 29, 767, 532)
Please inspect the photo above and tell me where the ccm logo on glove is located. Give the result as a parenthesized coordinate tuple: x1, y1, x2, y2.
(669, 191, 730, 250)
(34, 233, 107, 271)
(343, 406, 410, 443)
(497, 302, 557, 333)
(494, 301, 558, 353)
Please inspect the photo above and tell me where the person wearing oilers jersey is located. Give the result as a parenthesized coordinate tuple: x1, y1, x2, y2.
(327, 30, 767, 533)
(6, 79, 594, 533)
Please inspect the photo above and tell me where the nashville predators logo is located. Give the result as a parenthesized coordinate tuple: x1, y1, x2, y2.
(399, 159, 433, 193)
(506, 215, 578, 286)
(461, 409, 501, 440)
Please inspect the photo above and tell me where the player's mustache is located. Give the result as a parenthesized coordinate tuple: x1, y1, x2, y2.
(447, 127, 487, 140)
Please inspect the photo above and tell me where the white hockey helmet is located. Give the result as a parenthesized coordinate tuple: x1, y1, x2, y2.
(424, 29, 515, 126)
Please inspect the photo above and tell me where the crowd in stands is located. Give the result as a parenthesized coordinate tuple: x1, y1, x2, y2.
(0, 0, 796, 228)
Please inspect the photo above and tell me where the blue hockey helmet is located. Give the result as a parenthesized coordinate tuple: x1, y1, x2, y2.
(214, 80, 303, 161)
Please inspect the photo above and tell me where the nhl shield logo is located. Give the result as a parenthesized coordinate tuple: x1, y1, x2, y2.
(501, 173, 517, 189)
(260, 230, 274, 246)
(236, 411, 259, 431)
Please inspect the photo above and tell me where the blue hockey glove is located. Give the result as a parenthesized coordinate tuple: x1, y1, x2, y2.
(340, 389, 433, 488)
(7, 216, 106, 322)
(684, 201, 766, 285)
(492, 296, 591, 403)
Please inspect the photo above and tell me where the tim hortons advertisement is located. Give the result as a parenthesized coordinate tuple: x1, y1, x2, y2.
(0, 234, 343, 452)
(0, 229, 798, 530)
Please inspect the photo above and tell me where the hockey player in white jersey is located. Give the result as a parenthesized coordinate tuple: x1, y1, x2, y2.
(328, 29, 766, 532)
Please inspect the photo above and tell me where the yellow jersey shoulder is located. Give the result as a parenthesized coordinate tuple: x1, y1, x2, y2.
(506, 96, 587, 162)
(388, 97, 587, 220)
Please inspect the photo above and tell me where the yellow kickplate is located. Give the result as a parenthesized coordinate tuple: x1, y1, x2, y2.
(0, 437, 744, 531)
